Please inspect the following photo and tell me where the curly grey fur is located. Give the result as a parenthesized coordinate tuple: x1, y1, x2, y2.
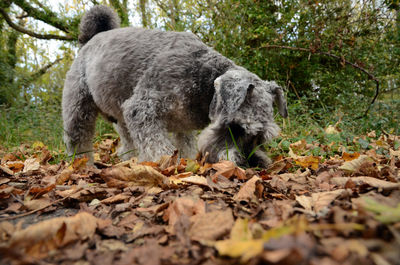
(78, 5, 120, 47)
(63, 5, 287, 167)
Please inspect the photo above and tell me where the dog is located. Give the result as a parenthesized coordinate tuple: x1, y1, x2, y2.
(62, 5, 288, 167)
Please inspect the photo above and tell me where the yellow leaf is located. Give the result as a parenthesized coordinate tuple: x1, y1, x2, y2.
(294, 156, 320, 170)
(325, 125, 340, 134)
(214, 239, 264, 261)
(32, 141, 45, 149)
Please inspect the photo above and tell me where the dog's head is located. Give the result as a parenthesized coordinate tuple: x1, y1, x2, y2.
(199, 68, 288, 167)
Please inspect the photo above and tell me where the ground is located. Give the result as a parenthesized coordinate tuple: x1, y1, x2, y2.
(0, 129, 399, 265)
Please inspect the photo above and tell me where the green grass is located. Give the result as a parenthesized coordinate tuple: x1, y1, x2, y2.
(0, 97, 398, 163)
(0, 103, 115, 162)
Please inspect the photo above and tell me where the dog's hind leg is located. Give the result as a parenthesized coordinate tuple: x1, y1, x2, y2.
(62, 67, 98, 163)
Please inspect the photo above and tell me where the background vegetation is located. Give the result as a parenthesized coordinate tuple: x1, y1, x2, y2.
(0, 0, 399, 158)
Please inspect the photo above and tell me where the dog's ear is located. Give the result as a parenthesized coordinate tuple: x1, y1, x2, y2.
(272, 85, 288, 118)
(215, 77, 254, 114)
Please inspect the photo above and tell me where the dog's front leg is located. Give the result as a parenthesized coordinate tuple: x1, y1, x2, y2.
(122, 94, 176, 162)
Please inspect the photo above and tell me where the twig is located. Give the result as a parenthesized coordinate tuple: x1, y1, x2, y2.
(0, 196, 69, 221)
(0, 8, 74, 41)
(263, 44, 380, 117)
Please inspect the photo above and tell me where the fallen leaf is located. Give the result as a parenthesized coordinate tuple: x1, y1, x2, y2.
(185, 159, 200, 173)
(189, 209, 234, 241)
(22, 158, 40, 173)
(211, 160, 246, 180)
(71, 156, 88, 171)
(294, 156, 320, 170)
(0, 165, 14, 176)
(356, 197, 400, 224)
(331, 176, 400, 190)
(163, 196, 205, 234)
(23, 197, 52, 211)
(338, 155, 373, 172)
(233, 175, 261, 202)
(101, 164, 168, 188)
(214, 218, 263, 261)
(325, 125, 340, 134)
(179, 175, 209, 187)
(296, 189, 346, 215)
(100, 193, 131, 204)
(9, 212, 98, 258)
(342, 152, 360, 161)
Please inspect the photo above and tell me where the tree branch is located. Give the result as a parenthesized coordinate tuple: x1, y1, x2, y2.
(263, 44, 380, 117)
(0, 8, 74, 41)
(29, 57, 62, 81)
(12, 0, 70, 33)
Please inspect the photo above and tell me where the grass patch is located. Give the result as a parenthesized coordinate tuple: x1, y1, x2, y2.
(1, 97, 398, 163)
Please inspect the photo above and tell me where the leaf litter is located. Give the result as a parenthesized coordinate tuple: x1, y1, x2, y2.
(0, 132, 399, 265)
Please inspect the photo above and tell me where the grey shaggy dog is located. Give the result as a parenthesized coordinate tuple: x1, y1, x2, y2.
(62, 5, 288, 167)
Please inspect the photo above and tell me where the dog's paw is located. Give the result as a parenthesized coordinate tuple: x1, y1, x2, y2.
(248, 149, 272, 168)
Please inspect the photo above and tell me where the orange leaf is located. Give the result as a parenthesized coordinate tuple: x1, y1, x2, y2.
(342, 152, 360, 161)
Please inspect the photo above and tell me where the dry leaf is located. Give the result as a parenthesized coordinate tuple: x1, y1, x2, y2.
(22, 158, 40, 173)
(294, 156, 320, 170)
(325, 125, 340, 134)
(71, 156, 89, 171)
(23, 198, 51, 211)
(342, 152, 360, 161)
(338, 155, 373, 172)
(163, 197, 205, 234)
(331, 176, 400, 190)
(189, 209, 234, 241)
(101, 164, 168, 188)
(296, 189, 346, 214)
(101, 193, 131, 204)
(211, 160, 246, 180)
(233, 176, 261, 202)
(179, 175, 209, 187)
(9, 212, 98, 258)
(0, 165, 14, 176)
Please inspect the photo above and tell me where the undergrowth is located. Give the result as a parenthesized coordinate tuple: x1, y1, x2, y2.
(0, 97, 398, 163)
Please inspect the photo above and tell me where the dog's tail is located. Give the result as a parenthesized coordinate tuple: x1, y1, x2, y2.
(78, 5, 120, 47)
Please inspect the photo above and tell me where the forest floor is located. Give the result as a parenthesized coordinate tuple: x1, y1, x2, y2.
(0, 129, 399, 265)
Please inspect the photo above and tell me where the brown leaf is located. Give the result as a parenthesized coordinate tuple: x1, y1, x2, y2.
(71, 156, 89, 171)
(23, 198, 52, 211)
(189, 209, 234, 241)
(163, 196, 205, 234)
(100, 193, 131, 204)
(101, 165, 168, 188)
(28, 184, 55, 199)
(331, 176, 400, 190)
(22, 158, 40, 173)
(8, 212, 98, 258)
(56, 168, 73, 185)
(338, 155, 373, 172)
(7, 161, 24, 173)
(211, 160, 246, 180)
(233, 176, 261, 202)
(0, 165, 14, 176)
(296, 189, 347, 214)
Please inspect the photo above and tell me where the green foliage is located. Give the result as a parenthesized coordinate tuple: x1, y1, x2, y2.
(0, 0, 398, 156)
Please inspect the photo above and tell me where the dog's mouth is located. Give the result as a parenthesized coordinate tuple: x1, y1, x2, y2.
(227, 123, 265, 149)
